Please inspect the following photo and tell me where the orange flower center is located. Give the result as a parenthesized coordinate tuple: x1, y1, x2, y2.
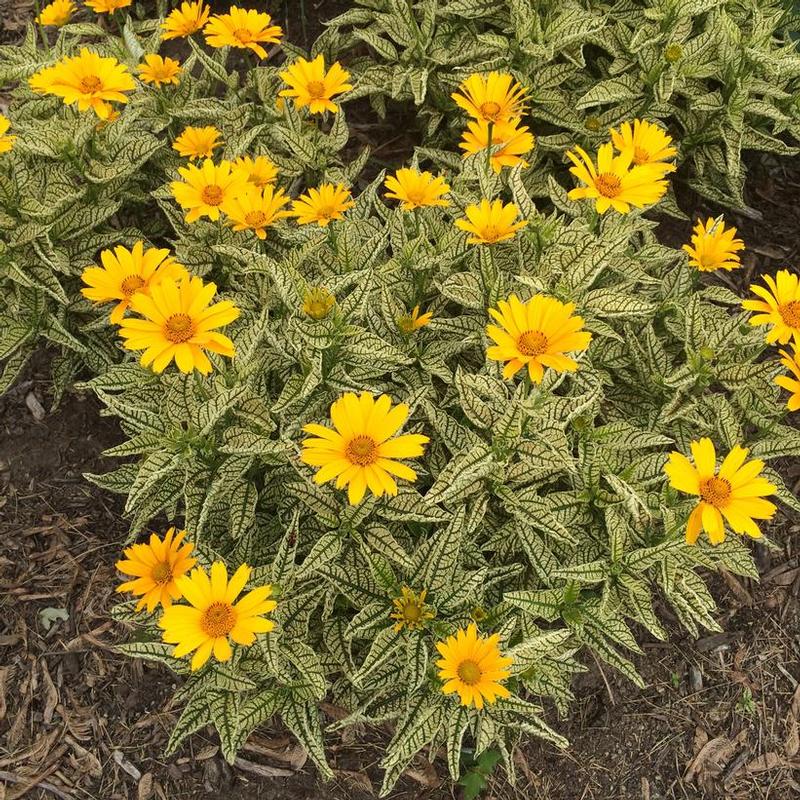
(244, 210, 267, 227)
(457, 659, 482, 685)
(201, 184, 224, 206)
(120, 274, 146, 297)
(699, 476, 731, 508)
(345, 435, 378, 466)
(632, 146, 651, 165)
(404, 188, 427, 206)
(306, 80, 326, 99)
(233, 27, 253, 43)
(200, 602, 236, 637)
(779, 301, 800, 329)
(595, 173, 622, 198)
(79, 75, 103, 94)
(164, 313, 195, 343)
(151, 561, 173, 584)
(316, 205, 336, 220)
(517, 330, 548, 357)
(480, 225, 500, 243)
(479, 101, 502, 120)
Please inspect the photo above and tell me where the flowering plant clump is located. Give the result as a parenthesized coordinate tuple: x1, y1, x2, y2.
(1, 0, 799, 795)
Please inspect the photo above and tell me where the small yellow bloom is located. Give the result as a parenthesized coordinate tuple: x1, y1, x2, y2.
(81, 241, 188, 324)
(384, 168, 450, 210)
(172, 125, 223, 160)
(665, 438, 777, 545)
(452, 71, 527, 123)
(397, 306, 432, 334)
(221, 185, 292, 239)
(682, 217, 744, 272)
(0, 114, 16, 155)
(116, 528, 196, 612)
(390, 587, 435, 632)
(203, 6, 282, 60)
(742, 269, 800, 346)
(459, 117, 535, 173)
(455, 198, 527, 245)
(137, 54, 183, 87)
(301, 392, 429, 505)
(118, 275, 240, 375)
(159, 562, 276, 671)
(436, 623, 513, 709)
(170, 158, 249, 223)
(161, 0, 210, 39)
(776, 345, 800, 411)
(610, 119, 676, 170)
(85, 0, 131, 12)
(303, 287, 335, 320)
(233, 155, 278, 188)
(36, 0, 75, 26)
(291, 183, 355, 227)
(279, 55, 352, 114)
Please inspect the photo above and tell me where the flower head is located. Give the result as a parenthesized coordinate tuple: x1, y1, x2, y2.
(172, 125, 223, 160)
(742, 270, 800, 346)
(459, 117, 534, 173)
(85, 0, 131, 12)
(118, 275, 240, 374)
(487, 294, 592, 383)
(452, 71, 527, 123)
(279, 55, 352, 114)
(233, 155, 278, 188)
(36, 0, 75, 26)
(0, 114, 15, 154)
(436, 623, 513, 709)
(455, 199, 527, 245)
(390, 587, 435, 632)
(170, 158, 249, 223)
(291, 183, 354, 227)
(29, 48, 135, 120)
(116, 528, 196, 612)
(81, 241, 188, 324)
(159, 562, 276, 671)
(665, 439, 777, 545)
(221, 185, 292, 239)
(301, 392, 429, 505)
(137, 54, 183, 87)
(776, 345, 800, 411)
(682, 217, 744, 272)
(397, 306, 432, 334)
(566, 142, 669, 213)
(161, 0, 210, 39)
(384, 168, 450, 210)
(303, 287, 335, 320)
(203, 6, 282, 60)
(610, 119, 676, 169)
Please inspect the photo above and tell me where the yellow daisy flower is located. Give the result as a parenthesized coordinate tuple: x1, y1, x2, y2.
(682, 217, 745, 272)
(455, 198, 527, 245)
(84, 0, 131, 13)
(29, 48, 136, 120)
(435, 623, 513, 709)
(303, 287, 335, 320)
(776, 345, 800, 411)
(390, 587, 435, 632)
(81, 241, 188, 324)
(459, 117, 535, 173)
(291, 183, 355, 227)
(116, 528, 196, 612)
(203, 6, 282, 60)
(137, 54, 183, 87)
(397, 305, 432, 334)
(566, 142, 669, 214)
(742, 269, 800, 346)
(161, 0, 210, 39)
(610, 119, 676, 170)
(170, 158, 249, 223)
(301, 392, 429, 505)
(486, 293, 592, 383)
(118, 275, 240, 374)
(36, 0, 75, 26)
(279, 55, 353, 114)
(384, 168, 450, 210)
(159, 562, 276, 671)
(221, 185, 292, 239)
(0, 114, 16, 155)
(233, 154, 279, 188)
(664, 438, 777, 545)
(172, 125, 223, 160)
(451, 71, 527, 123)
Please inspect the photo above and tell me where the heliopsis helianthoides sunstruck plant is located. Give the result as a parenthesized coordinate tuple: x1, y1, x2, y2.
(451, 71, 527, 123)
(460, 118, 535, 173)
(159, 563, 276, 670)
(137, 54, 183, 87)
(301, 392, 429, 504)
(303, 286, 335, 319)
(742, 269, 800, 345)
(116, 528, 196, 612)
(80, 241, 188, 323)
(683, 217, 745, 272)
(776, 345, 800, 411)
(161, 0, 210, 39)
(610, 119, 677, 170)
(487, 294, 592, 382)
(455, 199, 527, 245)
(172, 125, 223, 160)
(279, 55, 352, 114)
(291, 183, 354, 226)
(234, 155, 278, 188)
(36, 0, 75, 26)
(0, 114, 15, 154)
(29, 48, 136, 120)
(397, 305, 432, 334)
(436, 624, 513, 709)
(384, 168, 450, 210)
(118, 275, 240, 374)
(390, 587, 435, 632)
(664, 439, 777, 544)
(566, 142, 670, 213)
(170, 159, 249, 222)
(84, 0, 131, 13)
(203, 6, 282, 59)
(221, 185, 292, 239)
